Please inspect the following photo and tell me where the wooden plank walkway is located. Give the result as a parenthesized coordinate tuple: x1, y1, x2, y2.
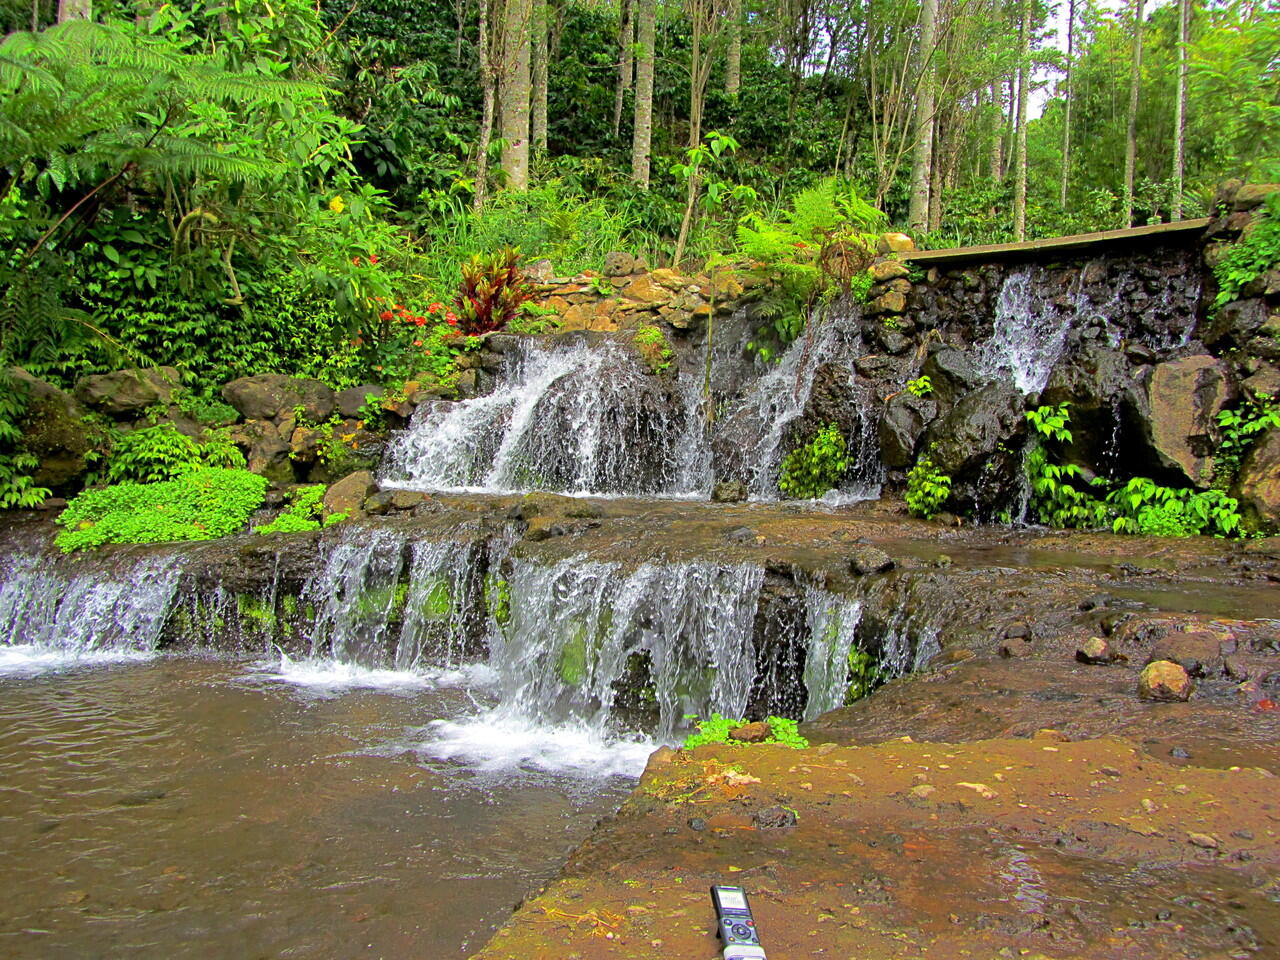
(903, 217, 1211, 266)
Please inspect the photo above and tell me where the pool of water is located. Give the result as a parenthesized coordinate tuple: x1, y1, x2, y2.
(0, 654, 640, 959)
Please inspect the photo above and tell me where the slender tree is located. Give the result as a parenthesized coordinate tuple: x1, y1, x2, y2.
(1060, 0, 1075, 208)
(612, 0, 634, 139)
(474, 0, 497, 210)
(1171, 0, 1189, 219)
(500, 0, 532, 191)
(1123, 0, 1145, 226)
(531, 0, 548, 154)
(725, 0, 742, 97)
(1012, 0, 1030, 240)
(908, 0, 939, 232)
(631, 0, 656, 185)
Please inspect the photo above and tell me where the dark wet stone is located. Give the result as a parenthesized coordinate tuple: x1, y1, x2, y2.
(1170, 746, 1192, 759)
(711, 480, 748, 503)
(849, 546, 894, 576)
(687, 817, 707, 832)
(336, 385, 384, 419)
(725, 526, 754, 543)
(878, 391, 936, 468)
(753, 806, 798, 830)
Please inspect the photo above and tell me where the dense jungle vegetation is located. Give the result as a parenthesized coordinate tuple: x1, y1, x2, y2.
(0, 0, 1276, 505)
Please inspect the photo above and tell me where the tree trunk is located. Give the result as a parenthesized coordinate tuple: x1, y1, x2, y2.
(475, 0, 497, 211)
(612, 0, 634, 139)
(908, 0, 938, 232)
(631, 0, 656, 185)
(1059, 0, 1074, 208)
(1171, 0, 1189, 220)
(989, 82, 1003, 183)
(531, 0, 548, 154)
(1012, 0, 1031, 241)
(688, 0, 707, 148)
(500, 0, 532, 191)
(57, 0, 89, 21)
(1123, 0, 1145, 226)
(725, 0, 742, 98)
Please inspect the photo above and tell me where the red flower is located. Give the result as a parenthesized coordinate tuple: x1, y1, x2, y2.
(415, 317, 426, 326)
(427, 302, 443, 314)
(369, 255, 379, 265)
(413, 339, 423, 347)
(447, 317, 458, 326)
(379, 310, 393, 321)
(445, 311, 459, 322)
(352, 256, 362, 266)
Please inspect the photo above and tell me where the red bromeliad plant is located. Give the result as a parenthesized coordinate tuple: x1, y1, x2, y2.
(453, 246, 535, 335)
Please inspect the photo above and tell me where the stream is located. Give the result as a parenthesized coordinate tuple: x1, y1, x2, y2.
(0, 653, 639, 959)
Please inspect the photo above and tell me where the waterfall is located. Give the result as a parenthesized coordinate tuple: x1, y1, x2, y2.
(381, 338, 711, 497)
(0, 545, 179, 672)
(723, 308, 870, 499)
(800, 584, 862, 720)
(486, 557, 765, 740)
(975, 265, 1084, 394)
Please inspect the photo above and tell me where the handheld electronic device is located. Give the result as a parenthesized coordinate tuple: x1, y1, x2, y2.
(710, 884, 767, 960)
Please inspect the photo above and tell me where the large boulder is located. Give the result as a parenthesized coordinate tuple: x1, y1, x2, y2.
(231, 420, 294, 486)
(922, 382, 1026, 517)
(1142, 356, 1234, 488)
(336, 385, 384, 419)
(1199, 298, 1269, 350)
(879, 391, 936, 468)
(13, 369, 91, 490)
(74, 366, 180, 417)
(221, 374, 335, 423)
(323, 470, 375, 518)
(925, 381, 1025, 479)
(921, 347, 982, 409)
(1042, 340, 1141, 470)
(1237, 428, 1280, 531)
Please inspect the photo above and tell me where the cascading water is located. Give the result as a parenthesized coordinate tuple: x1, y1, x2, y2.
(721, 306, 880, 500)
(975, 265, 1087, 395)
(0, 545, 180, 673)
(381, 338, 711, 497)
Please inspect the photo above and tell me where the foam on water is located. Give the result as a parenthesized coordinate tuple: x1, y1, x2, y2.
(255, 653, 498, 694)
(420, 708, 657, 779)
(0, 644, 155, 677)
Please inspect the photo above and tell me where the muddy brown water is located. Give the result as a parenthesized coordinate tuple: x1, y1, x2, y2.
(0, 657, 634, 960)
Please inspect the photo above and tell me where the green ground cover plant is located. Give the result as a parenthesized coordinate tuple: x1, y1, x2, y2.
(682, 713, 809, 749)
(778, 423, 848, 499)
(55, 468, 268, 551)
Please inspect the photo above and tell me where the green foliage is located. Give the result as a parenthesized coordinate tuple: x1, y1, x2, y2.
(1216, 393, 1280, 483)
(740, 178, 885, 355)
(905, 455, 952, 519)
(453, 246, 536, 335)
(254, 484, 328, 534)
(1025, 406, 1246, 538)
(506, 302, 562, 336)
(105, 423, 244, 484)
(1213, 198, 1280, 308)
(906, 375, 933, 397)
(0, 368, 50, 508)
(778, 423, 848, 499)
(682, 713, 809, 750)
(633, 325, 673, 374)
(845, 646, 883, 704)
(55, 468, 267, 552)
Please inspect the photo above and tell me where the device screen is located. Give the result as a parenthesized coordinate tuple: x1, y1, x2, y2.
(717, 888, 747, 911)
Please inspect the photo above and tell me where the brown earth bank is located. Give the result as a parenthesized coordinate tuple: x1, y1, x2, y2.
(464, 498, 1280, 960)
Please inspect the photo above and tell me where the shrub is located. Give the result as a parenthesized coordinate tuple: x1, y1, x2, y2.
(55, 468, 268, 552)
(778, 423, 848, 499)
(453, 246, 536, 335)
(106, 424, 246, 484)
(905, 455, 951, 519)
(682, 713, 809, 749)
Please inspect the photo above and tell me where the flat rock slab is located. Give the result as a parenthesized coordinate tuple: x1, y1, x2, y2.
(474, 734, 1280, 959)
